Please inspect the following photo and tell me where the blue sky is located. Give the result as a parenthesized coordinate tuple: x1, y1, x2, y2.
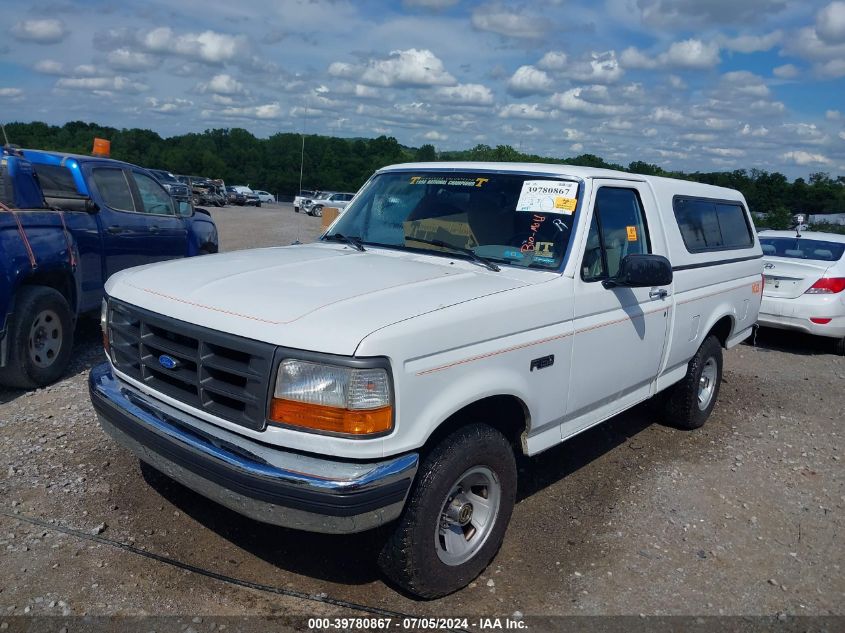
(1, 0, 844, 178)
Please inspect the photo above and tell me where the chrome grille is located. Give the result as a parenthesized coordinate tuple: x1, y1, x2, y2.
(108, 300, 274, 431)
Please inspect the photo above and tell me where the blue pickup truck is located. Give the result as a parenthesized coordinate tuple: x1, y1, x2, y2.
(0, 147, 218, 389)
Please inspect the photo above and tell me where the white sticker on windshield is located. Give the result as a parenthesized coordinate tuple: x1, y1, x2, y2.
(516, 180, 579, 214)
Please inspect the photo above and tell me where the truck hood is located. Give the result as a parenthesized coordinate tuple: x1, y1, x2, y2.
(106, 244, 538, 355)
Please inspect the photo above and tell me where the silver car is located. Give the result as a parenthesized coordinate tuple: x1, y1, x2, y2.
(303, 192, 355, 217)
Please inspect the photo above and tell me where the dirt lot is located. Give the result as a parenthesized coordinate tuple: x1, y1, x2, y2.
(1, 204, 843, 625)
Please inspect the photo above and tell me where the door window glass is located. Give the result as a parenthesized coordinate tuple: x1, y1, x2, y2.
(133, 172, 174, 215)
(582, 187, 650, 281)
(92, 168, 135, 212)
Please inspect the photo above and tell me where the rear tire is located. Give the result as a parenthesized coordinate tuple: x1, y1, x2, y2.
(834, 337, 845, 356)
(378, 424, 516, 599)
(661, 335, 723, 430)
(0, 286, 74, 389)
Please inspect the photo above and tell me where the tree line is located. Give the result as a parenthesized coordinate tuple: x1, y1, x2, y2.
(5, 120, 844, 230)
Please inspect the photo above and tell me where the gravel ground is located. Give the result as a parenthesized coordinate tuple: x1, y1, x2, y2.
(0, 203, 843, 624)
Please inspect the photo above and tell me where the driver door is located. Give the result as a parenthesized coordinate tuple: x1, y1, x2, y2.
(563, 181, 671, 439)
(128, 169, 188, 263)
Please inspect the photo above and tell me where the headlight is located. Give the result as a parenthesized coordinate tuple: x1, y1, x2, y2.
(269, 359, 393, 436)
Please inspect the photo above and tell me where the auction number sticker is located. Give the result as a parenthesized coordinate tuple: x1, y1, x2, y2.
(516, 180, 578, 214)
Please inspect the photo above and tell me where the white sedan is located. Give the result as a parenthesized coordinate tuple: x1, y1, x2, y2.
(253, 190, 275, 204)
(758, 230, 845, 354)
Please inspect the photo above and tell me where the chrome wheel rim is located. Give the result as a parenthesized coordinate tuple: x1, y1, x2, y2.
(697, 357, 717, 411)
(28, 309, 63, 368)
(435, 465, 501, 566)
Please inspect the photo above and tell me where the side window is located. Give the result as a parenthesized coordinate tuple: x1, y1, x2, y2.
(92, 168, 135, 212)
(581, 187, 650, 282)
(674, 197, 753, 252)
(32, 164, 79, 197)
(133, 172, 175, 215)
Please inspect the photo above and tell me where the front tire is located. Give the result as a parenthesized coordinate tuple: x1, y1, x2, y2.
(0, 286, 74, 389)
(312, 205, 323, 217)
(662, 335, 723, 430)
(378, 424, 516, 599)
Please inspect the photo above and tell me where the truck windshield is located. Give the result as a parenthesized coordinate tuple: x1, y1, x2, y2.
(326, 171, 579, 270)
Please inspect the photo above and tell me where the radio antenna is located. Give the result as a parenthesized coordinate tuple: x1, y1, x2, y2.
(1, 123, 9, 147)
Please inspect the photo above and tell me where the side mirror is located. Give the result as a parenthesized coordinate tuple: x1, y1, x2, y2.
(85, 198, 100, 214)
(604, 254, 673, 289)
(177, 200, 194, 217)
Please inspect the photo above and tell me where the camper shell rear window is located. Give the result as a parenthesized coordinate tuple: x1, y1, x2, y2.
(673, 196, 754, 253)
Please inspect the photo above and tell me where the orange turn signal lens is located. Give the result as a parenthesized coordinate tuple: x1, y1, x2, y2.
(269, 398, 393, 436)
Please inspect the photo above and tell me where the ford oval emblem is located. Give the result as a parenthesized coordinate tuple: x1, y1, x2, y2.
(158, 354, 178, 370)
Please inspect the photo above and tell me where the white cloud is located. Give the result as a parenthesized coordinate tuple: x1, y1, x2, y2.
(471, 3, 547, 39)
(632, 0, 789, 28)
(662, 39, 721, 69)
(537, 51, 568, 71)
(817, 1, 845, 43)
(107, 49, 160, 72)
(56, 76, 148, 93)
(622, 39, 720, 70)
(338, 49, 456, 87)
(506, 65, 553, 96)
(0, 88, 24, 98)
(741, 124, 770, 137)
(498, 103, 555, 120)
(433, 83, 494, 106)
(704, 147, 745, 157)
(11, 19, 67, 44)
(423, 130, 448, 141)
(146, 97, 194, 114)
(720, 31, 782, 54)
(33, 59, 64, 75)
(826, 109, 842, 120)
(651, 107, 686, 125)
(140, 27, 247, 64)
(566, 51, 624, 83)
(773, 64, 799, 79)
(721, 71, 770, 97)
(198, 73, 246, 95)
(550, 88, 629, 116)
(815, 59, 845, 78)
(782, 150, 833, 165)
(784, 26, 845, 63)
(219, 103, 283, 119)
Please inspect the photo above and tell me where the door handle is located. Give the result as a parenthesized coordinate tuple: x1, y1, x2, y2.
(649, 289, 669, 300)
(148, 225, 160, 233)
(106, 225, 125, 234)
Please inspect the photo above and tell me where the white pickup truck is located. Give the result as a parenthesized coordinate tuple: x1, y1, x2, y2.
(90, 162, 763, 598)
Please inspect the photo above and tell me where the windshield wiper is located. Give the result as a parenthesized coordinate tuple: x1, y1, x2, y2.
(323, 233, 365, 251)
(404, 236, 500, 272)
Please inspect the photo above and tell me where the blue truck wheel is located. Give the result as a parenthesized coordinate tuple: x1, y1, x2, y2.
(0, 286, 75, 389)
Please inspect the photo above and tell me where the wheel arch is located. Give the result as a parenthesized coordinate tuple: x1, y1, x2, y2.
(19, 268, 78, 316)
(705, 313, 734, 348)
(420, 394, 532, 457)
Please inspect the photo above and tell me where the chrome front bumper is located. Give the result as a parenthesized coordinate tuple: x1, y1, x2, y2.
(89, 363, 418, 534)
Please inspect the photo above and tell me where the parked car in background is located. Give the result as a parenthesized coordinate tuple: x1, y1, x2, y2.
(254, 190, 275, 204)
(148, 169, 191, 204)
(303, 191, 355, 217)
(758, 230, 845, 354)
(293, 189, 316, 213)
(0, 147, 217, 389)
(224, 186, 244, 205)
(231, 185, 261, 207)
(91, 161, 762, 598)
